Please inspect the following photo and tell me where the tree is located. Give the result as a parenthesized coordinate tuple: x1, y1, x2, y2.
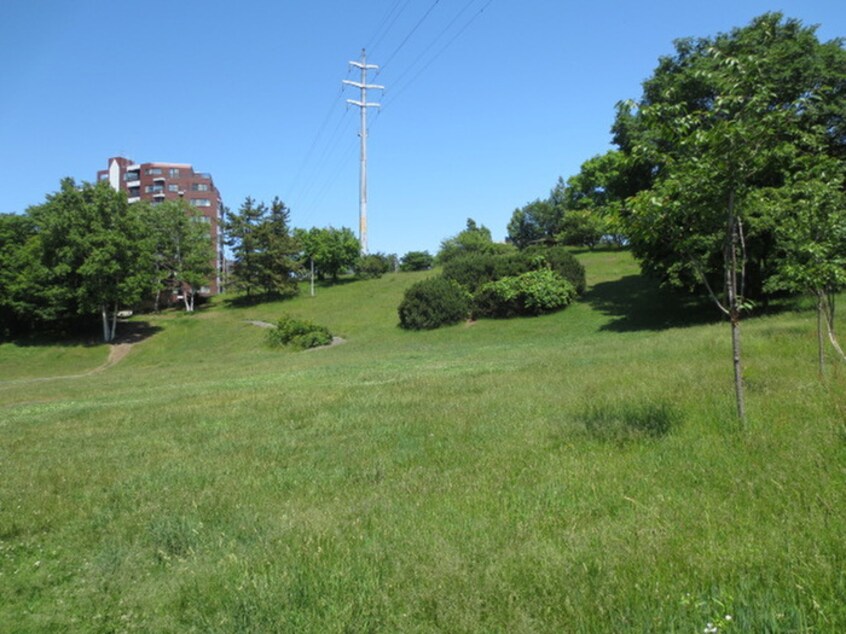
(26, 179, 152, 342)
(140, 200, 216, 312)
(506, 199, 562, 248)
(616, 13, 846, 423)
(226, 196, 301, 300)
(399, 250, 434, 271)
(0, 213, 38, 338)
(253, 197, 301, 298)
(225, 196, 264, 299)
(295, 226, 360, 282)
(761, 153, 846, 374)
(437, 218, 508, 264)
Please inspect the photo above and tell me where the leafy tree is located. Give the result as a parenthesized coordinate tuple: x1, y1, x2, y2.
(295, 226, 360, 282)
(0, 213, 38, 338)
(355, 252, 392, 279)
(226, 196, 301, 300)
(760, 153, 846, 373)
(253, 197, 301, 298)
(26, 179, 152, 342)
(556, 210, 605, 249)
(399, 250, 434, 271)
(506, 199, 562, 248)
(140, 200, 216, 312)
(616, 13, 846, 422)
(437, 218, 508, 264)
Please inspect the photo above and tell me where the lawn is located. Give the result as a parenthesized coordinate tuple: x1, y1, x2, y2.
(1, 250, 845, 632)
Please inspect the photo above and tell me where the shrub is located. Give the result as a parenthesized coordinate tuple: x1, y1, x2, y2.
(398, 277, 470, 330)
(523, 245, 586, 294)
(267, 314, 333, 349)
(473, 269, 576, 318)
(442, 252, 501, 292)
(399, 250, 434, 272)
(355, 253, 391, 279)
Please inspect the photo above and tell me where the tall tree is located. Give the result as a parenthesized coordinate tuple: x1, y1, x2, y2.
(295, 226, 360, 282)
(616, 13, 846, 422)
(225, 197, 265, 299)
(253, 197, 302, 297)
(27, 179, 152, 342)
(140, 200, 216, 312)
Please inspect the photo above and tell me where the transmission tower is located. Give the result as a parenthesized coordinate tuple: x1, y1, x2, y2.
(343, 49, 383, 254)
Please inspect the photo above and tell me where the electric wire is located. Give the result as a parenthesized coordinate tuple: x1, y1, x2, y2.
(379, 0, 494, 114)
(364, 0, 406, 55)
(285, 85, 344, 203)
(379, 0, 441, 73)
(380, 0, 478, 99)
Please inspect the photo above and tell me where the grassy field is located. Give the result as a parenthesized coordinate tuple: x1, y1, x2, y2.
(1, 250, 845, 632)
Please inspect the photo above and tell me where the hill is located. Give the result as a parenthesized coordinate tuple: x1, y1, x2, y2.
(1, 250, 845, 631)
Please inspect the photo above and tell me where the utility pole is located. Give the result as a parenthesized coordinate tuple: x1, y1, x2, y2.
(343, 49, 383, 254)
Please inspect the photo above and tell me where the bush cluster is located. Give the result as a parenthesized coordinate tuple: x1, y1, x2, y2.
(397, 246, 585, 330)
(397, 277, 470, 330)
(443, 247, 585, 295)
(474, 269, 576, 318)
(355, 253, 392, 279)
(267, 314, 333, 349)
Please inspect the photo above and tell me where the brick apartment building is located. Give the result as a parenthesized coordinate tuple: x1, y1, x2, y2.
(97, 156, 224, 294)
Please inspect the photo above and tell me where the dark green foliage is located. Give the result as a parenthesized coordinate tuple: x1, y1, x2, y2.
(437, 218, 508, 265)
(398, 277, 470, 330)
(12, 179, 154, 341)
(506, 199, 563, 248)
(295, 226, 360, 282)
(556, 210, 606, 250)
(614, 13, 846, 300)
(442, 247, 586, 301)
(580, 400, 681, 444)
(473, 269, 576, 318)
(355, 253, 392, 279)
(267, 314, 333, 349)
(225, 197, 301, 301)
(399, 250, 434, 272)
(524, 246, 587, 294)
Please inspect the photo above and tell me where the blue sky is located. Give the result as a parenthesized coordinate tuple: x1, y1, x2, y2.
(1, 1, 844, 256)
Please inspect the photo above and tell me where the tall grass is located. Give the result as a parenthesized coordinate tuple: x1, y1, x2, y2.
(1, 251, 845, 632)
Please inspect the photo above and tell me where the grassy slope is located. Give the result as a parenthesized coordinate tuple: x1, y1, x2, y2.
(1, 251, 845, 632)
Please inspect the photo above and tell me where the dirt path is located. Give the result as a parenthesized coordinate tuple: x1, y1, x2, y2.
(0, 342, 134, 385)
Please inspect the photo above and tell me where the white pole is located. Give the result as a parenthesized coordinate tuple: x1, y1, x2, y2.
(343, 49, 383, 255)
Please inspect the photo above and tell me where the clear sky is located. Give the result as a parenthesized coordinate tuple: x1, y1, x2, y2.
(1, 1, 844, 256)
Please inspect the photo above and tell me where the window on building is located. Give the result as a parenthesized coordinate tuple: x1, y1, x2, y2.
(168, 168, 180, 178)
(191, 183, 210, 192)
(146, 168, 162, 175)
(167, 184, 179, 192)
(190, 198, 211, 207)
(99, 173, 109, 181)
(128, 187, 140, 196)
(145, 184, 164, 193)
(124, 171, 139, 181)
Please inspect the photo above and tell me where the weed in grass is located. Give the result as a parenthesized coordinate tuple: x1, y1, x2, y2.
(580, 399, 681, 444)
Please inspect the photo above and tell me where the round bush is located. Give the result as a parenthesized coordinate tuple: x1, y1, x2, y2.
(267, 314, 333, 349)
(398, 277, 470, 330)
(523, 245, 586, 294)
(473, 269, 576, 318)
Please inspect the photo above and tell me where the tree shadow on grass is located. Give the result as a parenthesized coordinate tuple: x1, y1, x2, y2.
(6, 321, 162, 348)
(585, 274, 718, 332)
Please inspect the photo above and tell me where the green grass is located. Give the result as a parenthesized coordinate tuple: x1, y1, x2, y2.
(2, 251, 845, 632)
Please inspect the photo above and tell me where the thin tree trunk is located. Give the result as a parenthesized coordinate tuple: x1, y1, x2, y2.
(817, 291, 825, 377)
(110, 302, 118, 342)
(726, 192, 746, 426)
(822, 292, 846, 362)
(101, 304, 110, 343)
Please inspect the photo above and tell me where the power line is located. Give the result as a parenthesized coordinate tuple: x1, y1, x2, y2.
(366, 0, 414, 57)
(379, 0, 441, 73)
(379, 0, 494, 113)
